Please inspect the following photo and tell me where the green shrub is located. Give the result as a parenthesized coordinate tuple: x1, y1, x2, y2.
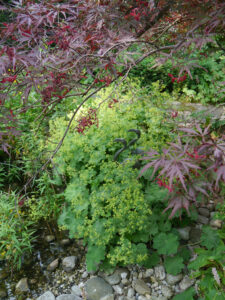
(129, 50, 225, 104)
(187, 225, 225, 299)
(26, 172, 64, 222)
(44, 82, 176, 271)
(0, 192, 35, 269)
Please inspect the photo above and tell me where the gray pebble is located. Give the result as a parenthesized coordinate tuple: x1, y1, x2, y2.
(85, 276, 113, 300)
(197, 214, 209, 225)
(161, 285, 173, 298)
(198, 207, 210, 217)
(133, 279, 151, 295)
(210, 219, 222, 228)
(166, 273, 183, 285)
(113, 284, 123, 295)
(62, 256, 77, 272)
(179, 275, 195, 291)
(56, 295, 81, 300)
(176, 227, 190, 241)
(100, 295, 115, 300)
(154, 266, 166, 280)
(71, 285, 82, 297)
(37, 291, 56, 300)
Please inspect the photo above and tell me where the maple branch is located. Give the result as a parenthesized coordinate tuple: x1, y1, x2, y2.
(16, 43, 177, 199)
(136, 0, 176, 38)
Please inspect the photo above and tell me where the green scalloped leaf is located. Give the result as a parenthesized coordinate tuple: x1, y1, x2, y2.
(153, 232, 179, 255)
(172, 287, 196, 300)
(164, 255, 184, 275)
(143, 252, 160, 268)
(86, 244, 106, 271)
(200, 226, 220, 250)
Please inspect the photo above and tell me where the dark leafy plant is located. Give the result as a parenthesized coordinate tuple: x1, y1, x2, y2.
(187, 225, 225, 299)
(139, 123, 225, 218)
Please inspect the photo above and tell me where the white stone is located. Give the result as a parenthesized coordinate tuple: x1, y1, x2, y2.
(179, 275, 195, 291)
(122, 278, 129, 285)
(154, 266, 166, 281)
(133, 279, 151, 295)
(56, 295, 81, 300)
(62, 256, 77, 272)
(71, 285, 82, 297)
(16, 278, 29, 293)
(37, 291, 55, 300)
(143, 269, 154, 278)
(166, 273, 183, 285)
(104, 270, 121, 285)
(121, 272, 128, 279)
(81, 271, 88, 279)
(210, 219, 222, 228)
(161, 285, 173, 298)
(138, 296, 148, 300)
(100, 295, 114, 300)
(127, 288, 135, 298)
(113, 285, 123, 295)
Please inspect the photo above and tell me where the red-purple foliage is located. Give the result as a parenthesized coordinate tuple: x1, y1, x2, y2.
(76, 108, 98, 134)
(139, 124, 225, 218)
(0, 0, 225, 153)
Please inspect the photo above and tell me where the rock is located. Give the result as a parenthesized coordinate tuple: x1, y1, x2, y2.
(100, 295, 114, 300)
(16, 278, 29, 293)
(151, 297, 167, 300)
(104, 270, 121, 285)
(60, 239, 71, 246)
(45, 235, 55, 243)
(143, 269, 154, 278)
(138, 296, 148, 300)
(62, 256, 77, 272)
(166, 273, 183, 285)
(121, 272, 128, 280)
(207, 203, 215, 211)
(82, 271, 88, 279)
(198, 207, 210, 217)
(210, 219, 222, 229)
(133, 279, 151, 295)
(179, 275, 195, 291)
(210, 212, 216, 219)
(37, 291, 55, 300)
(71, 285, 82, 297)
(47, 258, 59, 271)
(56, 295, 81, 300)
(113, 285, 123, 295)
(154, 265, 166, 280)
(189, 228, 202, 243)
(197, 214, 209, 225)
(176, 227, 190, 241)
(117, 268, 130, 279)
(161, 285, 173, 298)
(121, 278, 129, 285)
(127, 288, 135, 298)
(85, 276, 113, 300)
(0, 287, 7, 298)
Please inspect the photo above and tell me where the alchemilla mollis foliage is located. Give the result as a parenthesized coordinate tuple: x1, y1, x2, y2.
(46, 83, 174, 271)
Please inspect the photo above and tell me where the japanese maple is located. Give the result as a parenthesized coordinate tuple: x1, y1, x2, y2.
(0, 0, 224, 157)
(139, 123, 225, 218)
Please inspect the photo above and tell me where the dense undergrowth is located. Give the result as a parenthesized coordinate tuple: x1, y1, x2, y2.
(0, 52, 225, 299)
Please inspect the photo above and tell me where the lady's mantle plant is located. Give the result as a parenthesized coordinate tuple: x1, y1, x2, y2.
(139, 123, 225, 218)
